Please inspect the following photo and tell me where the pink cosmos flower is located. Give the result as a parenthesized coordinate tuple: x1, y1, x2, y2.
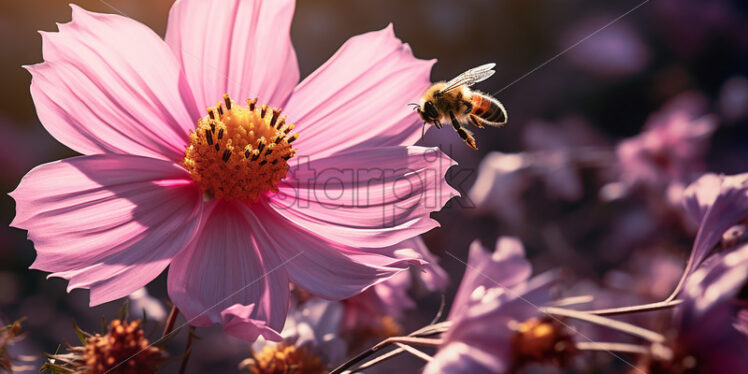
(668, 242, 748, 372)
(616, 92, 717, 201)
(678, 172, 748, 284)
(468, 152, 530, 226)
(424, 238, 565, 374)
(736, 309, 748, 339)
(341, 237, 448, 335)
(10, 0, 457, 342)
(248, 298, 346, 370)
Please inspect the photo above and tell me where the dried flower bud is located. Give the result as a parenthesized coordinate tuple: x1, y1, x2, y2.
(42, 319, 164, 374)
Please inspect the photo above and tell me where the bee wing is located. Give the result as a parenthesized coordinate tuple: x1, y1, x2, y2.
(440, 63, 496, 93)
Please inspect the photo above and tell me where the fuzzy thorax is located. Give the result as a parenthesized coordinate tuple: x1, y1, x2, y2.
(183, 95, 299, 202)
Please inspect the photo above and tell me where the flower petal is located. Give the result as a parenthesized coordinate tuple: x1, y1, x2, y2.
(677, 244, 748, 372)
(9, 154, 202, 305)
(683, 243, 748, 316)
(28, 5, 195, 161)
(688, 173, 748, 272)
(468, 152, 530, 226)
(285, 24, 435, 159)
(448, 239, 532, 321)
(248, 203, 423, 300)
(399, 236, 449, 291)
(167, 202, 289, 340)
(221, 304, 283, 342)
(682, 173, 724, 225)
(425, 341, 506, 374)
(165, 0, 299, 112)
(268, 146, 458, 248)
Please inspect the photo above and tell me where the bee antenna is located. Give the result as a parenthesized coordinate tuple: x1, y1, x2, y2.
(408, 102, 419, 108)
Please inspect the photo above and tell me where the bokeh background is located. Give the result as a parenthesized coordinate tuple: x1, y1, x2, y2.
(1, 0, 747, 373)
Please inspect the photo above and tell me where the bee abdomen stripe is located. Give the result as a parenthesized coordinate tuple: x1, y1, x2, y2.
(485, 101, 506, 122)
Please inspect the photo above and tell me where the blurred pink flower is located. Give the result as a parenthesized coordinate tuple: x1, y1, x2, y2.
(672, 242, 748, 371)
(468, 152, 530, 226)
(562, 18, 649, 77)
(342, 237, 448, 333)
(250, 298, 346, 369)
(424, 238, 563, 374)
(522, 117, 610, 201)
(682, 243, 748, 317)
(11, 0, 457, 342)
(678, 172, 748, 284)
(128, 287, 168, 323)
(736, 309, 748, 339)
(606, 247, 684, 301)
(616, 93, 717, 202)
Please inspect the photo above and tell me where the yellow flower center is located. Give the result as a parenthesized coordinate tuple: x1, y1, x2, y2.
(510, 317, 576, 369)
(240, 341, 326, 374)
(183, 94, 299, 202)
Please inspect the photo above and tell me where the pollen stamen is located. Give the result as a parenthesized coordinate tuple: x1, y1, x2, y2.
(223, 93, 232, 110)
(183, 95, 299, 201)
(270, 109, 282, 128)
(239, 341, 325, 374)
(510, 317, 577, 369)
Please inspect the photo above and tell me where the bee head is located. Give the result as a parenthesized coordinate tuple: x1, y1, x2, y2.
(410, 100, 439, 140)
(422, 101, 439, 120)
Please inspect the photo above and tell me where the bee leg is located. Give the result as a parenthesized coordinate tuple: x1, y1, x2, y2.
(468, 114, 485, 129)
(462, 100, 473, 115)
(433, 121, 442, 129)
(456, 92, 473, 114)
(449, 111, 478, 150)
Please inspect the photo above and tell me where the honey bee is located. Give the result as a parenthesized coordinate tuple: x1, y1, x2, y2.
(411, 63, 507, 150)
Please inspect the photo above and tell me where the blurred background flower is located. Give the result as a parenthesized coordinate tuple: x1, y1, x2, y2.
(1, 0, 746, 373)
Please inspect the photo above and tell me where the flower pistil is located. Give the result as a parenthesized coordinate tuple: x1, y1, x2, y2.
(184, 94, 299, 201)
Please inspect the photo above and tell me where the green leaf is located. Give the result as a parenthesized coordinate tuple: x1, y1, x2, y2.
(118, 300, 130, 322)
(71, 322, 87, 346)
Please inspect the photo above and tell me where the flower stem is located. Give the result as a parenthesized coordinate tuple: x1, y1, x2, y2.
(355, 347, 406, 371)
(177, 326, 196, 374)
(548, 295, 595, 307)
(374, 336, 443, 350)
(666, 253, 696, 302)
(575, 341, 650, 355)
(330, 323, 447, 374)
(581, 300, 683, 316)
(162, 305, 180, 338)
(540, 306, 665, 343)
(394, 343, 434, 362)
